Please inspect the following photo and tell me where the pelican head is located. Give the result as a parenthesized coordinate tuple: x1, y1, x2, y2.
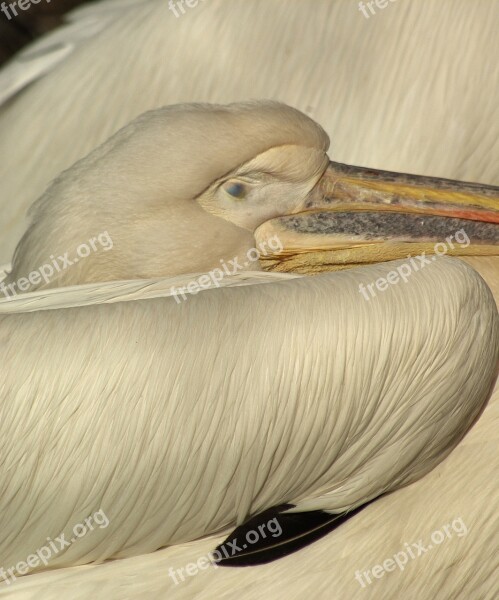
(5, 100, 498, 289)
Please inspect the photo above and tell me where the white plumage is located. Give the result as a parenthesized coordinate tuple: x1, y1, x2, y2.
(1, 253, 496, 572)
(0, 1, 498, 599)
(1, 0, 498, 265)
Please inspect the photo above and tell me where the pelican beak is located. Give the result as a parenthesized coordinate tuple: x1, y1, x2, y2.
(255, 161, 499, 273)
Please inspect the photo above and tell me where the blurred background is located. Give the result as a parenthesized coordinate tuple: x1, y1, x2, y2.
(0, 0, 94, 66)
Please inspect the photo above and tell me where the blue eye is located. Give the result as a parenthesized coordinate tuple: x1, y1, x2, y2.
(224, 182, 247, 198)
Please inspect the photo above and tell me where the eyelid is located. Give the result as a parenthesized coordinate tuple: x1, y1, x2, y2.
(225, 175, 257, 185)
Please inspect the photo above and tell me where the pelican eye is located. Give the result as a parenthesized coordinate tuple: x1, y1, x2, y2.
(223, 181, 247, 199)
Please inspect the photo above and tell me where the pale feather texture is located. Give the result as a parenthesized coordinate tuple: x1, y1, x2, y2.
(5, 385, 497, 600)
(0, 0, 498, 598)
(1, 0, 498, 265)
(0, 258, 497, 577)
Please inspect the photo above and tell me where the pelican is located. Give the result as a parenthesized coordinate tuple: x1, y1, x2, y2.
(0, 101, 498, 600)
(0, 0, 498, 598)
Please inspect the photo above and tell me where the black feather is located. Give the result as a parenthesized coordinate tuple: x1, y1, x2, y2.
(212, 498, 377, 567)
